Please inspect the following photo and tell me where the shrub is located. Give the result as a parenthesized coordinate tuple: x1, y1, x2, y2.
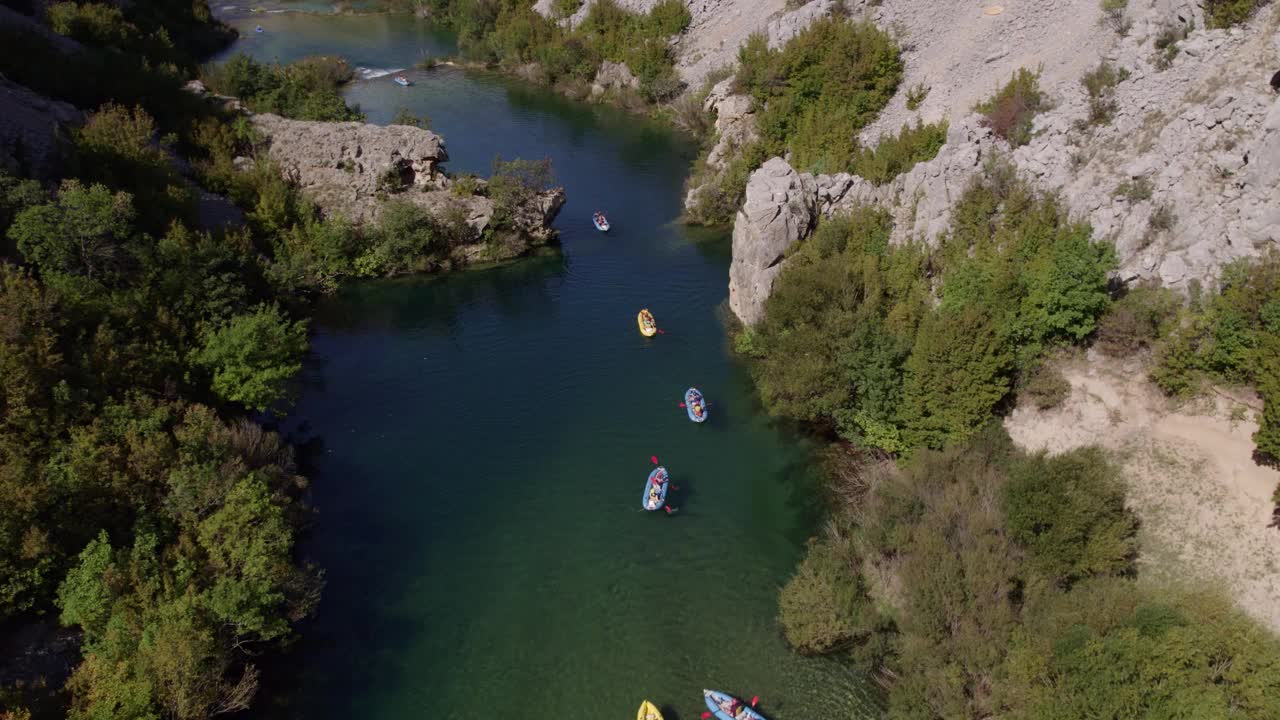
(194, 304, 309, 413)
(1080, 61, 1129, 126)
(1115, 176, 1153, 202)
(778, 537, 874, 654)
(1204, 0, 1266, 28)
(73, 104, 191, 231)
(1003, 448, 1137, 586)
(1152, 23, 1188, 71)
(734, 18, 902, 173)
(552, 0, 582, 19)
(684, 140, 768, 226)
(905, 82, 929, 111)
(1020, 363, 1071, 410)
(1095, 283, 1181, 355)
(202, 54, 363, 122)
(851, 120, 948, 185)
(1003, 583, 1280, 719)
(976, 68, 1047, 147)
(1099, 0, 1131, 35)
(488, 156, 555, 228)
(1152, 254, 1280, 462)
(47, 1, 136, 48)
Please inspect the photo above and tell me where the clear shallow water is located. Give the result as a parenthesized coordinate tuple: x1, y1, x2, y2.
(218, 12, 881, 720)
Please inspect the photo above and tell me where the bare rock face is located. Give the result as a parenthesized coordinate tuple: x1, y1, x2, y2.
(683, 76, 758, 213)
(250, 113, 565, 261)
(0, 78, 82, 181)
(728, 157, 817, 326)
(728, 116, 998, 325)
(251, 113, 451, 223)
(591, 60, 641, 98)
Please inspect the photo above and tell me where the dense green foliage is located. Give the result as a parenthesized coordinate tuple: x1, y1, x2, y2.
(202, 54, 364, 122)
(1152, 254, 1280, 463)
(778, 429, 1280, 719)
(423, 0, 690, 104)
(777, 536, 875, 655)
(733, 19, 902, 174)
(851, 120, 948, 185)
(1204, 0, 1267, 28)
(748, 165, 1114, 452)
(977, 68, 1047, 147)
(688, 17, 918, 225)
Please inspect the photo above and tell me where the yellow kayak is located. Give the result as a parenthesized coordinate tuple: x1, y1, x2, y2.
(637, 700, 664, 720)
(637, 308, 657, 337)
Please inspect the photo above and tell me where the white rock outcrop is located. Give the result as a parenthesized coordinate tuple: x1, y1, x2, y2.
(727, 2, 1280, 324)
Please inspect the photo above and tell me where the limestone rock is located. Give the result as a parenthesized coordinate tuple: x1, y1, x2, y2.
(728, 157, 817, 326)
(0, 78, 81, 181)
(590, 60, 641, 98)
(249, 113, 565, 260)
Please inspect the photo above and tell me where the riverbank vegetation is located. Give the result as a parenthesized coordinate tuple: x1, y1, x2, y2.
(419, 0, 691, 105)
(0, 1, 561, 716)
(742, 162, 1114, 452)
(778, 430, 1280, 719)
(202, 54, 365, 122)
(687, 16, 947, 225)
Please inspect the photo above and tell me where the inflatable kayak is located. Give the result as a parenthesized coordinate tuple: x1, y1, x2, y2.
(637, 309, 657, 337)
(704, 690, 767, 720)
(685, 387, 707, 423)
(593, 213, 610, 232)
(642, 466, 670, 511)
(393, 75, 411, 86)
(637, 700, 663, 720)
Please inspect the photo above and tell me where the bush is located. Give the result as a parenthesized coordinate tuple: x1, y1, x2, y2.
(1099, 0, 1131, 35)
(488, 156, 555, 228)
(1020, 363, 1071, 409)
(905, 83, 929, 111)
(851, 120, 948, 185)
(1095, 282, 1180, 355)
(194, 304, 309, 412)
(1003, 583, 1280, 719)
(778, 537, 874, 654)
(1204, 0, 1266, 28)
(1115, 176, 1153, 203)
(1080, 61, 1129, 126)
(202, 54, 363, 121)
(47, 1, 136, 48)
(976, 68, 1047, 147)
(552, 0, 582, 19)
(1152, 254, 1280, 462)
(1003, 448, 1137, 586)
(734, 19, 902, 173)
(684, 140, 768, 226)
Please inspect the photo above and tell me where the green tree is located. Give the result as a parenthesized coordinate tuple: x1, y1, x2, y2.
(194, 305, 308, 412)
(778, 537, 874, 654)
(899, 308, 1013, 450)
(8, 180, 136, 282)
(1002, 448, 1137, 587)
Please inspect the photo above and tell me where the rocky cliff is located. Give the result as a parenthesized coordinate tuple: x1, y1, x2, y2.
(721, 1, 1280, 325)
(247, 113, 565, 262)
(0, 77, 82, 182)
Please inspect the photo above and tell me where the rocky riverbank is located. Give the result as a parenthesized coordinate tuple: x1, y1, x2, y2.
(713, 0, 1280, 325)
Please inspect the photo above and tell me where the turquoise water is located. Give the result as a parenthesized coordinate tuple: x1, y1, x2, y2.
(219, 12, 881, 720)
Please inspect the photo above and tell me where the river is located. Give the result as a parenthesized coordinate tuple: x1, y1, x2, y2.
(216, 8, 880, 720)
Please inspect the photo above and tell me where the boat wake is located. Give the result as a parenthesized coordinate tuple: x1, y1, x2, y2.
(356, 67, 407, 81)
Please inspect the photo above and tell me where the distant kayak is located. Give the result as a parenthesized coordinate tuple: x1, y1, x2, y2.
(637, 308, 656, 337)
(704, 690, 767, 720)
(685, 388, 707, 423)
(255, 25, 264, 33)
(393, 75, 411, 86)
(642, 466, 669, 512)
(637, 700, 663, 720)
(593, 213, 610, 232)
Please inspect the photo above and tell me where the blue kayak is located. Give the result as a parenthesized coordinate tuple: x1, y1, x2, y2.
(642, 466, 669, 512)
(704, 690, 767, 720)
(685, 388, 707, 423)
